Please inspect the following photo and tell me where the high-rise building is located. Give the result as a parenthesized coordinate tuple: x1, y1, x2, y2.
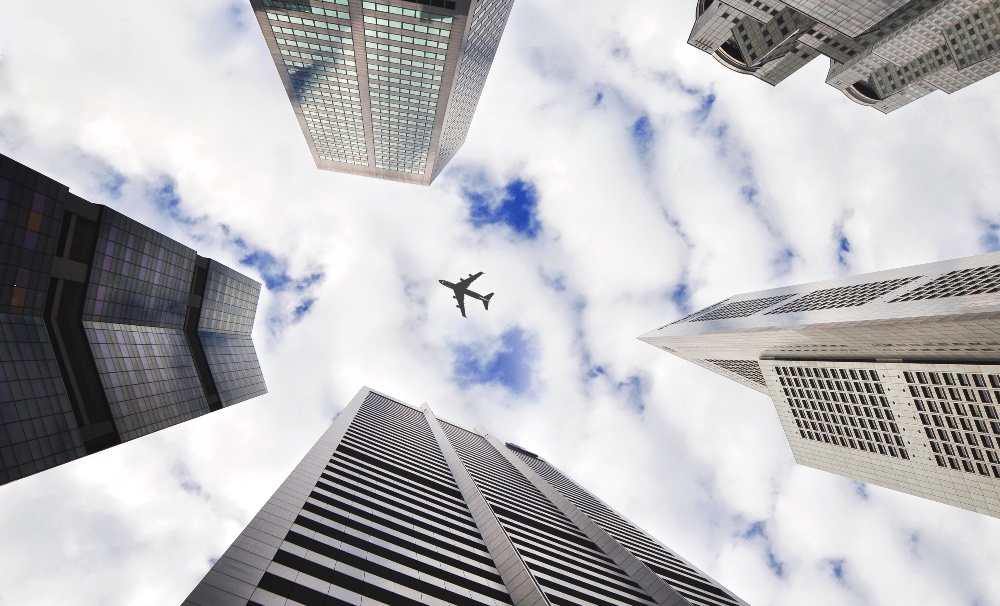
(640, 252, 1000, 518)
(689, 0, 1000, 113)
(0, 152, 267, 485)
(249, 0, 515, 185)
(181, 387, 747, 606)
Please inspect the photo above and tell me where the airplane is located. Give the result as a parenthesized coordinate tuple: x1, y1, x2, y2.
(439, 272, 493, 318)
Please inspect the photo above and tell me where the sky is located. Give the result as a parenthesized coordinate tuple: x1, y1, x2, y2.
(1, 0, 1000, 604)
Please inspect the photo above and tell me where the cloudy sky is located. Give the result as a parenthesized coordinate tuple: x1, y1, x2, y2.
(2, 0, 1000, 604)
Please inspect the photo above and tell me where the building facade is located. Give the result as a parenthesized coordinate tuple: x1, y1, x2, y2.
(0, 152, 267, 485)
(181, 387, 747, 606)
(250, 0, 515, 185)
(689, 0, 1000, 112)
(640, 252, 1000, 518)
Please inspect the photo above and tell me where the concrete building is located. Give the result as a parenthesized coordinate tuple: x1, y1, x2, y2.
(689, 0, 1000, 112)
(181, 386, 747, 606)
(0, 152, 267, 485)
(640, 252, 1000, 518)
(249, 0, 515, 185)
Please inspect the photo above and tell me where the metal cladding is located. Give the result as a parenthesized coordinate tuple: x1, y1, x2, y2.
(689, 0, 1000, 113)
(249, 0, 516, 185)
(640, 252, 1000, 518)
(182, 387, 747, 606)
(0, 152, 266, 485)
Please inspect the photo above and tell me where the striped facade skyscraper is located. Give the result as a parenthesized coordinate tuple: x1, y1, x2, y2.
(182, 387, 747, 606)
(689, 0, 1000, 112)
(250, 0, 515, 185)
(0, 152, 267, 485)
(640, 252, 1000, 518)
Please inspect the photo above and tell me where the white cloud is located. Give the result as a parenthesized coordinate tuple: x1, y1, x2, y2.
(1, 0, 999, 605)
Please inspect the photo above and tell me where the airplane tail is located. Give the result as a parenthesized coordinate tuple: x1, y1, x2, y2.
(482, 293, 494, 310)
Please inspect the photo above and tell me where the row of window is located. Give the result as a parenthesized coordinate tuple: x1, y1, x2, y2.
(364, 29, 448, 49)
(293, 86, 359, 103)
(369, 82, 439, 99)
(262, 0, 348, 20)
(367, 62, 441, 81)
(371, 99, 435, 115)
(365, 41, 445, 61)
(272, 26, 353, 46)
(287, 69, 360, 93)
(362, 1, 453, 24)
(366, 53, 443, 71)
(283, 60, 358, 85)
(267, 15, 350, 34)
(368, 72, 440, 89)
(280, 49, 356, 72)
(363, 16, 450, 38)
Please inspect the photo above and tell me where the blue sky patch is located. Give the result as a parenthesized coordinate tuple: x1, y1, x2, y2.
(616, 375, 646, 413)
(743, 521, 786, 578)
(671, 282, 692, 315)
(466, 178, 541, 239)
(980, 219, 1000, 252)
(827, 558, 846, 582)
(833, 221, 852, 270)
(453, 327, 537, 395)
(852, 480, 869, 500)
(632, 115, 654, 164)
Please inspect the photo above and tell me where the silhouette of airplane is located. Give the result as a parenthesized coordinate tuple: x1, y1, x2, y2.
(440, 272, 493, 318)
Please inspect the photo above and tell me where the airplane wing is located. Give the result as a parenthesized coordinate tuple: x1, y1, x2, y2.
(455, 272, 483, 290)
(455, 291, 467, 318)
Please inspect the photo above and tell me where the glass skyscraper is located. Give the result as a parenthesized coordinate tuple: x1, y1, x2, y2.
(181, 387, 747, 606)
(0, 152, 267, 485)
(690, 0, 1000, 112)
(249, 0, 515, 185)
(640, 252, 1000, 518)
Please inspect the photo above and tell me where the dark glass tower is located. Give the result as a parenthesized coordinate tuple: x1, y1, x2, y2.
(181, 387, 747, 606)
(0, 152, 267, 485)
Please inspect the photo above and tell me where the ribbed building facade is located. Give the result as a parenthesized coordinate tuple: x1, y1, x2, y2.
(250, 0, 515, 185)
(0, 152, 267, 485)
(640, 252, 1000, 518)
(182, 387, 747, 606)
(689, 0, 1000, 112)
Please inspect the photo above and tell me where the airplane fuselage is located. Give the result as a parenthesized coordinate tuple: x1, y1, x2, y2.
(439, 280, 489, 301)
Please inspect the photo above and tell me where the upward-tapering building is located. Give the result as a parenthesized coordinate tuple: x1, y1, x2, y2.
(250, 0, 515, 185)
(182, 387, 747, 606)
(0, 152, 267, 485)
(689, 0, 1000, 112)
(640, 252, 1000, 518)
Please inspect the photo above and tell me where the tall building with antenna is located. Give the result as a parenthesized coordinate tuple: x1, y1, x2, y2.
(181, 387, 747, 606)
(249, 0, 515, 184)
(640, 252, 1000, 518)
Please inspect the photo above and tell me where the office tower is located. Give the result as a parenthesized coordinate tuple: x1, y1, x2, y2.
(689, 0, 1000, 113)
(249, 0, 515, 185)
(182, 386, 747, 606)
(0, 152, 267, 485)
(640, 252, 1000, 518)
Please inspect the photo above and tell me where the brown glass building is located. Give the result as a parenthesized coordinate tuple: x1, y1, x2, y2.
(250, 0, 515, 185)
(0, 152, 267, 485)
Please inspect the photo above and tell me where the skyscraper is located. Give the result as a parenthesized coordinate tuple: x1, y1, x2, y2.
(182, 387, 747, 606)
(689, 0, 1000, 113)
(0, 152, 267, 485)
(640, 252, 1000, 518)
(250, 0, 515, 185)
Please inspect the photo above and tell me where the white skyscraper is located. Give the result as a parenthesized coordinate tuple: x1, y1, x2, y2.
(640, 253, 1000, 518)
(689, 0, 1000, 112)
